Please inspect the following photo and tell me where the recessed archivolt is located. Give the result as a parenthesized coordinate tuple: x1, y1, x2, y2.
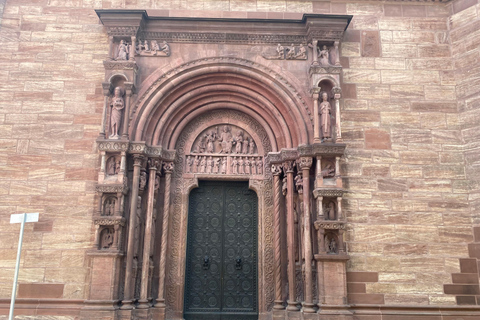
(130, 57, 313, 149)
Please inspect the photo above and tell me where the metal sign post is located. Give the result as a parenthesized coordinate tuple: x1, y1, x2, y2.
(9, 212, 39, 320)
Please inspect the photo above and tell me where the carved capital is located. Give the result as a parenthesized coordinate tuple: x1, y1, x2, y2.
(282, 160, 295, 173)
(133, 154, 145, 167)
(163, 161, 174, 173)
(299, 156, 313, 170)
(271, 164, 283, 176)
(124, 82, 135, 96)
(332, 86, 342, 99)
(312, 87, 321, 96)
(148, 158, 162, 171)
(102, 82, 112, 96)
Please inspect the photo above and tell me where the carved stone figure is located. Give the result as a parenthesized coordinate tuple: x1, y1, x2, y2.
(234, 130, 244, 154)
(256, 157, 263, 175)
(186, 156, 193, 173)
(251, 157, 257, 175)
(295, 174, 303, 193)
(219, 126, 233, 153)
(195, 135, 206, 153)
(100, 228, 114, 249)
(282, 177, 287, 196)
(206, 156, 213, 173)
(238, 157, 244, 174)
(139, 171, 147, 190)
(249, 138, 255, 154)
(296, 44, 307, 59)
(245, 157, 251, 175)
(159, 41, 170, 56)
(319, 45, 330, 66)
(143, 40, 150, 52)
(319, 92, 332, 140)
(221, 157, 227, 174)
(193, 156, 199, 173)
(106, 156, 120, 175)
(327, 202, 336, 220)
(276, 43, 284, 59)
(199, 156, 206, 173)
(321, 162, 335, 178)
(286, 43, 296, 59)
(116, 40, 129, 61)
(103, 198, 115, 216)
(151, 40, 160, 54)
(242, 138, 249, 154)
(213, 157, 220, 173)
(109, 86, 125, 139)
(232, 157, 238, 174)
(326, 236, 337, 254)
(155, 175, 160, 191)
(206, 131, 217, 153)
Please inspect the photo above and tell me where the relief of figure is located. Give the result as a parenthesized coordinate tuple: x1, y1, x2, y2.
(100, 228, 114, 249)
(213, 157, 220, 173)
(206, 156, 213, 173)
(103, 198, 115, 216)
(219, 126, 233, 153)
(151, 40, 160, 54)
(286, 43, 296, 59)
(251, 157, 257, 175)
(276, 43, 285, 59)
(242, 137, 249, 154)
(234, 130, 244, 154)
(154, 175, 160, 191)
(195, 135, 206, 153)
(206, 130, 217, 153)
(106, 156, 117, 175)
(109, 86, 125, 139)
(159, 41, 170, 56)
(248, 138, 255, 154)
(319, 91, 332, 141)
(319, 45, 331, 66)
(133, 196, 142, 257)
(231, 156, 238, 174)
(326, 235, 337, 254)
(327, 202, 336, 220)
(244, 157, 251, 175)
(186, 156, 193, 173)
(116, 40, 129, 61)
(238, 157, 244, 174)
(256, 157, 263, 175)
(295, 174, 303, 192)
(296, 43, 307, 59)
(139, 171, 147, 190)
(221, 157, 227, 174)
(199, 156, 206, 173)
(321, 162, 335, 178)
(143, 40, 150, 52)
(193, 156, 200, 173)
(282, 177, 287, 196)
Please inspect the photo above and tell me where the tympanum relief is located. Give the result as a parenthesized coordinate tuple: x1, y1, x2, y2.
(186, 125, 264, 176)
(135, 39, 170, 56)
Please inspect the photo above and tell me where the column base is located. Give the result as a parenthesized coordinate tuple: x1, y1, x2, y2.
(153, 299, 166, 308)
(303, 302, 317, 313)
(286, 300, 300, 311)
(136, 299, 150, 309)
(273, 300, 285, 310)
(120, 300, 134, 310)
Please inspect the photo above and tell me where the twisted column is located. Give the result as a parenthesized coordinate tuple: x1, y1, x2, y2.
(121, 154, 143, 309)
(300, 157, 315, 312)
(283, 160, 299, 311)
(154, 162, 174, 308)
(272, 164, 284, 310)
(138, 158, 161, 309)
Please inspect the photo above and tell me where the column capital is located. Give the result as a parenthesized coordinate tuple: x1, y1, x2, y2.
(124, 82, 135, 96)
(299, 156, 313, 170)
(331, 86, 342, 99)
(163, 161, 174, 173)
(282, 160, 295, 173)
(148, 158, 162, 171)
(102, 82, 112, 96)
(271, 164, 283, 176)
(133, 154, 145, 167)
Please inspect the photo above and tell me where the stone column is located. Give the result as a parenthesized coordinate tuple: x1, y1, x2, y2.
(300, 157, 315, 313)
(271, 164, 284, 310)
(311, 39, 318, 65)
(315, 156, 323, 189)
(122, 83, 134, 139)
(121, 155, 143, 309)
(334, 41, 341, 66)
(108, 35, 114, 60)
(100, 82, 111, 139)
(154, 162, 174, 309)
(130, 36, 136, 61)
(138, 158, 161, 309)
(337, 196, 343, 220)
(332, 87, 342, 142)
(313, 89, 321, 144)
(283, 161, 299, 311)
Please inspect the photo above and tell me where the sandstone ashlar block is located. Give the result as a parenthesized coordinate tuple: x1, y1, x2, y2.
(381, 70, 440, 85)
(353, 225, 396, 243)
(375, 57, 406, 70)
(382, 43, 417, 58)
(395, 225, 439, 243)
(357, 85, 390, 100)
(343, 69, 380, 83)
(349, 57, 375, 69)
(341, 42, 361, 57)
(381, 112, 421, 128)
(347, 3, 383, 15)
(390, 85, 424, 99)
(353, 16, 379, 30)
(420, 113, 447, 129)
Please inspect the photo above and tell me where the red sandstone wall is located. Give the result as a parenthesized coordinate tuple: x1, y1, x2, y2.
(0, 0, 477, 308)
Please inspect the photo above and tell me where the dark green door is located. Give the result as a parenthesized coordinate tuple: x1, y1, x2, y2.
(184, 181, 258, 320)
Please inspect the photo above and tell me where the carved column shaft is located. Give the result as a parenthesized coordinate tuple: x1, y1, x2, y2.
(313, 92, 320, 143)
(334, 41, 341, 66)
(155, 162, 174, 308)
(272, 165, 284, 310)
(301, 157, 315, 312)
(312, 39, 318, 65)
(315, 156, 323, 189)
(121, 155, 142, 308)
(130, 36, 136, 61)
(284, 161, 298, 311)
(108, 36, 114, 60)
(138, 159, 160, 308)
(333, 89, 342, 142)
(337, 196, 343, 220)
(122, 83, 133, 139)
(100, 83, 110, 138)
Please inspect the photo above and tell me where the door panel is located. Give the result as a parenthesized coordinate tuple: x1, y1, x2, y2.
(184, 181, 258, 320)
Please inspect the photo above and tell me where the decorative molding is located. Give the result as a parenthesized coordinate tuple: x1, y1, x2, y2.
(97, 139, 130, 152)
(309, 65, 342, 75)
(313, 188, 344, 197)
(93, 217, 126, 226)
(314, 221, 345, 230)
(298, 143, 346, 156)
(103, 60, 138, 71)
(96, 183, 129, 194)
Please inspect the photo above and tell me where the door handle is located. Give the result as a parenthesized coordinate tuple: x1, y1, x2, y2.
(235, 256, 242, 270)
(203, 255, 210, 270)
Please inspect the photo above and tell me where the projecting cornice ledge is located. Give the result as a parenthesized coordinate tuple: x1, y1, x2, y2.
(96, 10, 353, 44)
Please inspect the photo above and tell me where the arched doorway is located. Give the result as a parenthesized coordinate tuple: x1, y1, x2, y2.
(184, 180, 258, 319)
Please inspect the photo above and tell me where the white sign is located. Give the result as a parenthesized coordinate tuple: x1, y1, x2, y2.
(10, 212, 39, 224)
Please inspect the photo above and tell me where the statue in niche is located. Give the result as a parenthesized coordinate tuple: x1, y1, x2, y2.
(221, 157, 227, 174)
(100, 228, 114, 249)
(194, 135, 206, 153)
(213, 157, 220, 173)
(106, 156, 120, 175)
(296, 44, 307, 59)
(232, 157, 238, 174)
(242, 137, 249, 154)
(276, 43, 285, 59)
(326, 235, 337, 254)
(321, 162, 335, 178)
(286, 43, 296, 59)
(199, 156, 206, 173)
(193, 156, 199, 173)
(206, 156, 213, 173)
(256, 157, 263, 175)
(249, 138, 255, 154)
(234, 130, 244, 154)
(116, 40, 129, 61)
(245, 157, 251, 175)
(319, 45, 331, 66)
(326, 201, 336, 220)
(238, 157, 244, 174)
(319, 91, 332, 141)
(139, 171, 147, 190)
(186, 156, 193, 173)
(251, 157, 257, 175)
(219, 126, 233, 153)
(206, 130, 217, 153)
(109, 86, 125, 139)
(103, 198, 115, 216)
